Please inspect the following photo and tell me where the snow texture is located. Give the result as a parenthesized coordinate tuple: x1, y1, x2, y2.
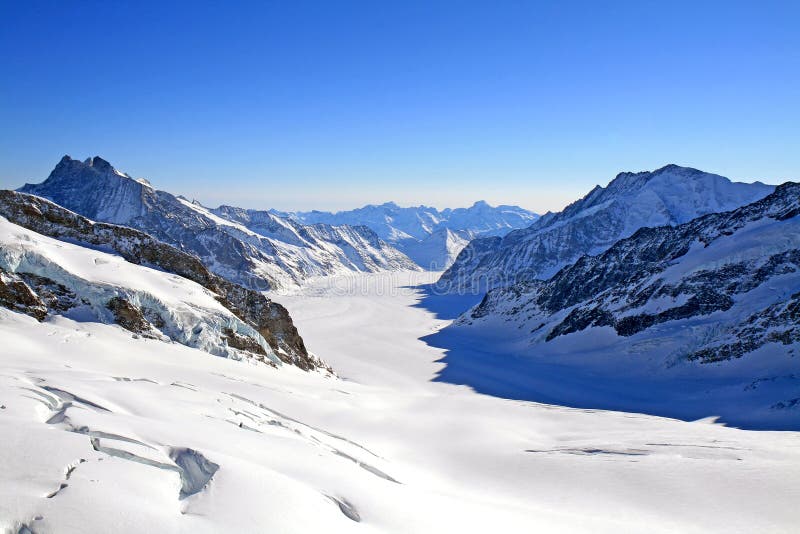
(2, 272, 799, 533)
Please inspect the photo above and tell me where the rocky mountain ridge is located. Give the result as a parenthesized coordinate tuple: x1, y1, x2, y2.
(438, 165, 775, 292)
(19, 156, 417, 291)
(0, 190, 325, 371)
(431, 182, 800, 427)
(462, 181, 800, 365)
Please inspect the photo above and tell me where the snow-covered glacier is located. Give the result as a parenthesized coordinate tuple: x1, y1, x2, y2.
(3, 270, 799, 533)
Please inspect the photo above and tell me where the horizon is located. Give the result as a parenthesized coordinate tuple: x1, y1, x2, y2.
(8, 153, 787, 215)
(1, 2, 798, 212)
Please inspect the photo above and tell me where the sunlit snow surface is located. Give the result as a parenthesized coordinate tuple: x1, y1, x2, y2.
(2, 273, 799, 533)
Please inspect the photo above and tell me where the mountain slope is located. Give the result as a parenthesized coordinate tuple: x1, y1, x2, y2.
(0, 215, 287, 366)
(441, 182, 800, 428)
(0, 190, 323, 371)
(438, 165, 774, 292)
(398, 228, 472, 270)
(279, 200, 538, 269)
(212, 205, 416, 273)
(19, 156, 417, 290)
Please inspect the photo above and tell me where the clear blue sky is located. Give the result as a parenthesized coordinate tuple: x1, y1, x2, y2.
(1, 1, 798, 213)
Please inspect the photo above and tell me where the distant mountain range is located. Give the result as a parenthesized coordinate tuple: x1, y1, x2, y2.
(275, 201, 538, 270)
(437, 164, 774, 293)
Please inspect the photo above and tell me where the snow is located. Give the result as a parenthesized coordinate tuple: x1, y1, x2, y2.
(395, 228, 472, 271)
(436, 210, 800, 429)
(2, 271, 799, 533)
(175, 196, 262, 238)
(19, 156, 419, 291)
(281, 201, 538, 269)
(439, 165, 775, 292)
(0, 216, 279, 362)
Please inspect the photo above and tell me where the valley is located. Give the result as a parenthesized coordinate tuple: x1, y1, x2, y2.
(5, 272, 794, 532)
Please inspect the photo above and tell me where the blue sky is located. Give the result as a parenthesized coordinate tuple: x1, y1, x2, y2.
(1, 1, 798, 213)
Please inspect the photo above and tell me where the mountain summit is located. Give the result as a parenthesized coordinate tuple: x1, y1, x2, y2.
(437, 165, 774, 292)
(19, 156, 418, 290)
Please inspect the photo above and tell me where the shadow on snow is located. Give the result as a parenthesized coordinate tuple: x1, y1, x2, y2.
(407, 281, 799, 431)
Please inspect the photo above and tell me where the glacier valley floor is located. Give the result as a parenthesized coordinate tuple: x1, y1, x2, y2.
(2, 272, 799, 533)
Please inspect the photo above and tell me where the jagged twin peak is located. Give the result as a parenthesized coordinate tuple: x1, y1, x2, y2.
(277, 200, 539, 270)
(18, 156, 419, 290)
(452, 182, 800, 428)
(437, 164, 775, 292)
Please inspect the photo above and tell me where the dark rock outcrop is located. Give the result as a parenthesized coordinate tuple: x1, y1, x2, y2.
(0, 190, 325, 371)
(0, 269, 48, 321)
(468, 182, 800, 363)
(106, 296, 152, 334)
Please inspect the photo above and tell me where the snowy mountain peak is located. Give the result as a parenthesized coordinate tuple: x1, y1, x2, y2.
(592, 164, 726, 203)
(451, 181, 800, 428)
(280, 200, 538, 269)
(18, 156, 418, 290)
(439, 165, 775, 292)
(0, 190, 326, 370)
(20, 155, 152, 224)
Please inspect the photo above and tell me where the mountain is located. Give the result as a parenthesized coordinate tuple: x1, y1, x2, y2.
(210, 204, 415, 274)
(0, 190, 326, 371)
(278, 200, 538, 270)
(437, 165, 775, 293)
(400, 227, 473, 270)
(442, 182, 800, 428)
(19, 156, 418, 291)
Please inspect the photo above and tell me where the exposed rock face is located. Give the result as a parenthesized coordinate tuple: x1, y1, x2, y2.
(438, 165, 775, 293)
(106, 296, 152, 334)
(0, 190, 324, 371)
(18, 156, 417, 291)
(0, 269, 83, 322)
(463, 182, 800, 364)
(221, 327, 268, 357)
(17, 272, 79, 314)
(0, 269, 48, 321)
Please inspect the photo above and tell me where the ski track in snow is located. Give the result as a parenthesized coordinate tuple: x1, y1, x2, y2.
(1, 272, 799, 533)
